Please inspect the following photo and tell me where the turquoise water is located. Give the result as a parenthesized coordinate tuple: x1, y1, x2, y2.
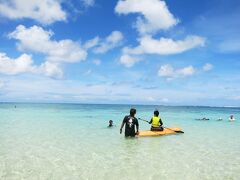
(0, 103, 240, 180)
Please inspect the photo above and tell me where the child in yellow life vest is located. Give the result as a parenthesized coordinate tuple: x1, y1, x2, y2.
(149, 110, 163, 131)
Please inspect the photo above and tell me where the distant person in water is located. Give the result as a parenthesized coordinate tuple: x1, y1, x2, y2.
(108, 120, 113, 127)
(149, 110, 163, 131)
(196, 117, 209, 120)
(120, 108, 139, 137)
(217, 117, 223, 121)
(229, 115, 235, 121)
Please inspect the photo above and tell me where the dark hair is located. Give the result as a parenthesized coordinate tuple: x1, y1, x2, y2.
(109, 120, 113, 123)
(154, 110, 159, 116)
(130, 108, 136, 116)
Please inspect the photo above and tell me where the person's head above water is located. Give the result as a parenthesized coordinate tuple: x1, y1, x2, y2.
(130, 108, 136, 117)
(154, 110, 159, 117)
(109, 120, 113, 126)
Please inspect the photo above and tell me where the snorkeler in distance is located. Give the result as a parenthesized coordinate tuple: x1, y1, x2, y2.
(195, 117, 209, 121)
(217, 117, 223, 121)
(229, 115, 235, 122)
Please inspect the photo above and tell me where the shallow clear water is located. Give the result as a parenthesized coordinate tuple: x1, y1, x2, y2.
(0, 103, 240, 180)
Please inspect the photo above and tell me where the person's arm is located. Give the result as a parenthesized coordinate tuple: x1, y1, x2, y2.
(159, 118, 163, 126)
(135, 118, 139, 135)
(149, 118, 153, 124)
(120, 117, 126, 134)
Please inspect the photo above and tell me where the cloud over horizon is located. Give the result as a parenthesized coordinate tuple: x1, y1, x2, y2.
(9, 25, 87, 63)
(115, 0, 178, 35)
(158, 64, 196, 80)
(0, 0, 66, 24)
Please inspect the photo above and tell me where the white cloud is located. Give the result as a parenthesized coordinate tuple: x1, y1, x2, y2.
(158, 64, 195, 79)
(124, 35, 205, 55)
(93, 31, 124, 54)
(0, 52, 62, 78)
(0, 0, 66, 24)
(92, 59, 101, 65)
(203, 63, 213, 71)
(0, 52, 36, 75)
(115, 0, 178, 34)
(119, 54, 142, 68)
(84, 37, 100, 49)
(9, 25, 87, 63)
(38, 61, 63, 78)
(81, 0, 95, 7)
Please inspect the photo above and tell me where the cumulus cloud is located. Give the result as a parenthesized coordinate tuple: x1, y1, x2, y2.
(203, 63, 213, 71)
(93, 31, 124, 54)
(84, 37, 100, 49)
(119, 54, 142, 68)
(0, 52, 63, 78)
(115, 0, 206, 68)
(0, 0, 66, 24)
(0, 52, 36, 75)
(124, 35, 205, 55)
(158, 64, 195, 79)
(115, 0, 178, 34)
(9, 25, 87, 63)
(38, 61, 63, 78)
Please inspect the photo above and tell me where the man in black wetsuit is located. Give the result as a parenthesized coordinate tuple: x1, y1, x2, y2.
(120, 108, 139, 137)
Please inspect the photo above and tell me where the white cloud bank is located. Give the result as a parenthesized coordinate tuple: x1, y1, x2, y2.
(93, 31, 124, 54)
(0, 52, 63, 78)
(158, 64, 195, 80)
(0, 53, 35, 75)
(84, 31, 124, 53)
(115, 0, 206, 68)
(119, 54, 142, 67)
(115, 0, 178, 34)
(119, 35, 205, 67)
(0, 0, 66, 24)
(3, 25, 124, 78)
(9, 25, 87, 63)
(0, 24, 91, 78)
(124, 35, 205, 55)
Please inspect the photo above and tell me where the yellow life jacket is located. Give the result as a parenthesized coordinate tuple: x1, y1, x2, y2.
(152, 116, 160, 127)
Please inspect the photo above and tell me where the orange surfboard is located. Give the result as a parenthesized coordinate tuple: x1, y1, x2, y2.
(138, 127, 183, 137)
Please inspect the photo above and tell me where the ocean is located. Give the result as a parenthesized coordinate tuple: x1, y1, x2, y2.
(0, 103, 240, 180)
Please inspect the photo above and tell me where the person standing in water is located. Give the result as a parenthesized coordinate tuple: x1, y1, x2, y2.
(120, 108, 139, 137)
(149, 110, 163, 131)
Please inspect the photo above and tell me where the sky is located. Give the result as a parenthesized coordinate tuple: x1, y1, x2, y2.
(0, 0, 240, 106)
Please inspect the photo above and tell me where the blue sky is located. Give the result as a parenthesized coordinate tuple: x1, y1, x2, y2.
(0, 0, 240, 106)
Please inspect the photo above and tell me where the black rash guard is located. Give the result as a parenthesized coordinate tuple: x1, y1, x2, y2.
(122, 115, 139, 137)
